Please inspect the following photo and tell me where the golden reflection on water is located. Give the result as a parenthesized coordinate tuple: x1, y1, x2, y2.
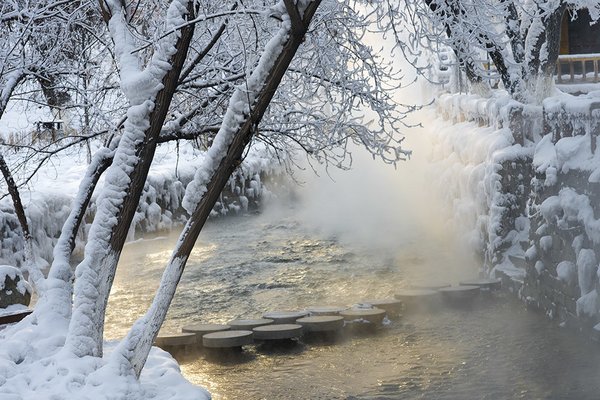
(177, 319, 463, 400)
(98, 215, 600, 400)
(105, 231, 218, 340)
(100, 212, 490, 399)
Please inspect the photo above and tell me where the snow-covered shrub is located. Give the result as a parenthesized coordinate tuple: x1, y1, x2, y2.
(0, 142, 283, 266)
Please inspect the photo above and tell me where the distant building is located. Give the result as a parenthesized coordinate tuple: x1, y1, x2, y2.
(557, 9, 600, 83)
(34, 120, 64, 143)
(560, 9, 600, 55)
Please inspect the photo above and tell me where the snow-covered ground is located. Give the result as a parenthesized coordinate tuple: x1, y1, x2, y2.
(0, 319, 210, 400)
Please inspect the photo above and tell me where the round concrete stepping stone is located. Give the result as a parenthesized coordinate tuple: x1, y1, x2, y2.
(305, 306, 347, 316)
(394, 289, 439, 301)
(262, 311, 310, 324)
(340, 308, 386, 324)
(296, 316, 344, 332)
(394, 289, 440, 311)
(459, 278, 502, 290)
(409, 281, 451, 290)
(438, 285, 480, 301)
(155, 332, 197, 348)
(202, 330, 254, 348)
(181, 324, 230, 340)
(253, 324, 304, 340)
(361, 299, 402, 316)
(227, 318, 274, 330)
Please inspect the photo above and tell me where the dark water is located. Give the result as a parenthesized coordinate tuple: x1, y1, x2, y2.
(105, 213, 600, 400)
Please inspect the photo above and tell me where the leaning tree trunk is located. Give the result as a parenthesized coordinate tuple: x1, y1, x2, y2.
(65, 0, 196, 358)
(114, 0, 323, 377)
(34, 147, 115, 321)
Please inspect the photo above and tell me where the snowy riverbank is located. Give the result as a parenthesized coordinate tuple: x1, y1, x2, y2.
(0, 139, 286, 400)
(431, 89, 600, 332)
(0, 140, 283, 268)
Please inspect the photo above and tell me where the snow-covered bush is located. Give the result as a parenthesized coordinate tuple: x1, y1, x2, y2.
(0, 141, 279, 268)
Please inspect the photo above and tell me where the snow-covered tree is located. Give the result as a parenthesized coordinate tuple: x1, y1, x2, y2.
(380, 0, 600, 102)
(0, 0, 99, 290)
(0, 0, 415, 396)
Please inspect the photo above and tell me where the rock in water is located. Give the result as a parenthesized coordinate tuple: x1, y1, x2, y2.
(0, 266, 32, 308)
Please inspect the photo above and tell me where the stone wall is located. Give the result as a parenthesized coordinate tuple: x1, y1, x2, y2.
(435, 94, 537, 279)
(436, 91, 600, 334)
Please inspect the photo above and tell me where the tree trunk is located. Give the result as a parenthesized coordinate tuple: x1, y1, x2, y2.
(0, 153, 43, 290)
(540, 4, 566, 77)
(65, 0, 196, 358)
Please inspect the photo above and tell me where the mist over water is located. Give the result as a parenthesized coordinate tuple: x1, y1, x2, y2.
(284, 118, 481, 283)
(280, 26, 481, 283)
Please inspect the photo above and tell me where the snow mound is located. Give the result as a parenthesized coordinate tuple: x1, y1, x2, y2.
(0, 327, 209, 400)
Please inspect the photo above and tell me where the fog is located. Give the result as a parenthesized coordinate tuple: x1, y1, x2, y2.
(285, 119, 481, 283)
(270, 29, 481, 283)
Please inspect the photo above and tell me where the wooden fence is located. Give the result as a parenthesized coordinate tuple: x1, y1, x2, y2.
(557, 54, 600, 83)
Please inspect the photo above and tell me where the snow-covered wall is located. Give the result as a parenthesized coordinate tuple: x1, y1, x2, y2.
(431, 93, 537, 280)
(434, 90, 600, 333)
(526, 92, 600, 329)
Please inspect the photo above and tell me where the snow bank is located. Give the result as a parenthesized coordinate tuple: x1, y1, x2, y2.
(0, 265, 30, 295)
(0, 141, 282, 268)
(0, 327, 209, 400)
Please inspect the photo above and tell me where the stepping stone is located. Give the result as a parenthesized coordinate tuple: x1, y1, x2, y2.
(459, 278, 502, 290)
(227, 318, 274, 330)
(360, 299, 402, 316)
(154, 332, 197, 348)
(181, 324, 230, 341)
(409, 281, 451, 290)
(340, 308, 386, 325)
(262, 311, 310, 324)
(438, 285, 480, 301)
(202, 330, 254, 348)
(305, 306, 347, 316)
(394, 289, 440, 311)
(394, 289, 439, 301)
(253, 324, 304, 340)
(296, 316, 345, 332)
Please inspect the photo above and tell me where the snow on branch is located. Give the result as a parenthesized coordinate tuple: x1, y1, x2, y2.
(181, 2, 298, 213)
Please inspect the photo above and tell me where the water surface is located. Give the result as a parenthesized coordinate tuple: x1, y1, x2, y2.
(106, 213, 600, 400)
